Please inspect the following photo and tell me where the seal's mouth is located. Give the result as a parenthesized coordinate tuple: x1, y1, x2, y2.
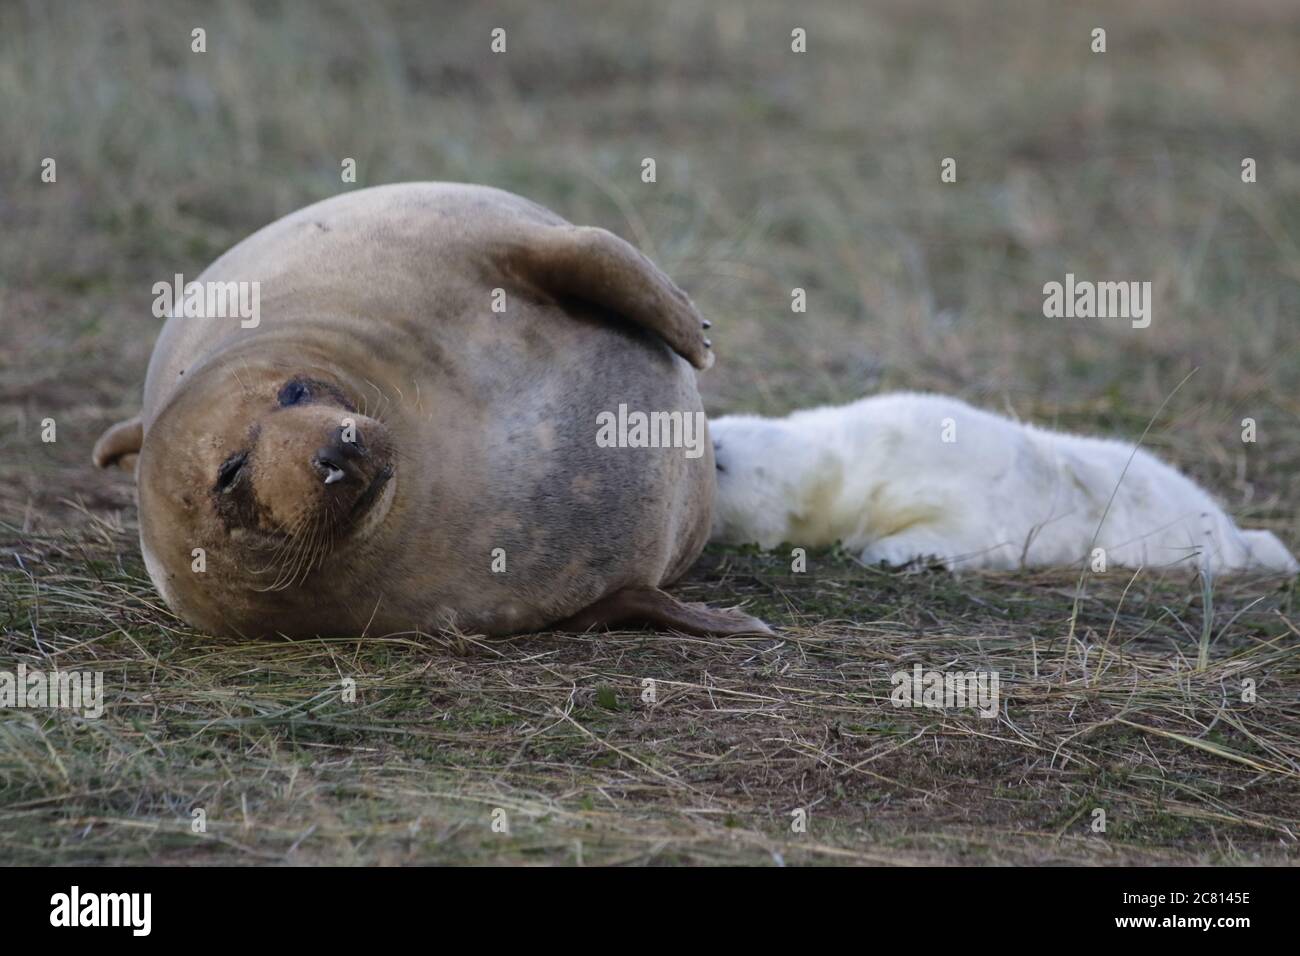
(350, 464, 394, 517)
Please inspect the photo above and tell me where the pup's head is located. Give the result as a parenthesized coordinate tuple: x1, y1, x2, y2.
(710, 415, 828, 549)
(138, 364, 397, 633)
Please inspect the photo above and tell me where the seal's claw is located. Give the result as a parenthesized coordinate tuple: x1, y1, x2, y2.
(508, 224, 714, 370)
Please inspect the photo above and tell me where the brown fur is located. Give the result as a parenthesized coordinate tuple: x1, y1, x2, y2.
(95, 183, 765, 639)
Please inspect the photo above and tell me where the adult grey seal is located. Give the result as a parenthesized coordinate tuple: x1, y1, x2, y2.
(94, 183, 769, 638)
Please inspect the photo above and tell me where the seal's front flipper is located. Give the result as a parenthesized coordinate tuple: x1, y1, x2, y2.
(556, 585, 772, 637)
(504, 224, 714, 370)
(92, 415, 143, 471)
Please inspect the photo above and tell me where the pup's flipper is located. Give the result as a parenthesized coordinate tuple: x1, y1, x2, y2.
(556, 585, 772, 637)
(501, 223, 714, 370)
(92, 415, 143, 471)
(1240, 530, 1299, 573)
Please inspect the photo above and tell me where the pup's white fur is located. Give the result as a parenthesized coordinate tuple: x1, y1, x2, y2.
(710, 393, 1297, 575)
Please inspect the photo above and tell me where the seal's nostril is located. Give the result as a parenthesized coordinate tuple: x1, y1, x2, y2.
(312, 452, 348, 485)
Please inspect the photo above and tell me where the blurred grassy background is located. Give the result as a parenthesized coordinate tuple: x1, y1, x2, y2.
(3, 0, 1298, 534)
(1, 0, 1297, 864)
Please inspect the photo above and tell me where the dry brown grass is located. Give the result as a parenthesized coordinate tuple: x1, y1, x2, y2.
(4, 517, 1297, 864)
(2, 0, 1298, 864)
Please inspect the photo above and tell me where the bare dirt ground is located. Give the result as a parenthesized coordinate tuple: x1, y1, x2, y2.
(2, 0, 1297, 864)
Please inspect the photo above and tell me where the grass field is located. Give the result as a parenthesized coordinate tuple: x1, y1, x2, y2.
(2, 0, 1297, 864)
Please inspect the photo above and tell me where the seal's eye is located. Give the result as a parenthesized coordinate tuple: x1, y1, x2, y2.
(278, 380, 311, 407)
(216, 452, 247, 493)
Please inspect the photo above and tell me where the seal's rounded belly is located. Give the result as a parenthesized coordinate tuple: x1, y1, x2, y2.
(95, 183, 767, 638)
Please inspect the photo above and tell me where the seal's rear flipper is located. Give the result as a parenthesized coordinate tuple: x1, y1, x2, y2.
(1240, 530, 1299, 573)
(556, 585, 772, 637)
(504, 224, 715, 370)
(92, 416, 143, 471)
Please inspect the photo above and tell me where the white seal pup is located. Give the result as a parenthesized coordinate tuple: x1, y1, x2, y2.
(710, 392, 1297, 575)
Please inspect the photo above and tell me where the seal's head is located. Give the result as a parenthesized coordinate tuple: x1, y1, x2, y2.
(709, 414, 842, 550)
(137, 364, 397, 634)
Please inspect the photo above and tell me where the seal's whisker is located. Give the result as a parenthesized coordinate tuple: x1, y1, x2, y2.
(312, 522, 335, 579)
(383, 445, 416, 467)
(306, 518, 332, 581)
(284, 520, 318, 589)
(360, 378, 397, 424)
(284, 528, 310, 589)
(274, 515, 307, 553)
(252, 513, 306, 576)
(230, 357, 257, 398)
(255, 514, 312, 590)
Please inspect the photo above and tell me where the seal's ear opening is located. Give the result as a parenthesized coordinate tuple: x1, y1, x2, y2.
(504, 224, 715, 370)
(92, 416, 143, 472)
